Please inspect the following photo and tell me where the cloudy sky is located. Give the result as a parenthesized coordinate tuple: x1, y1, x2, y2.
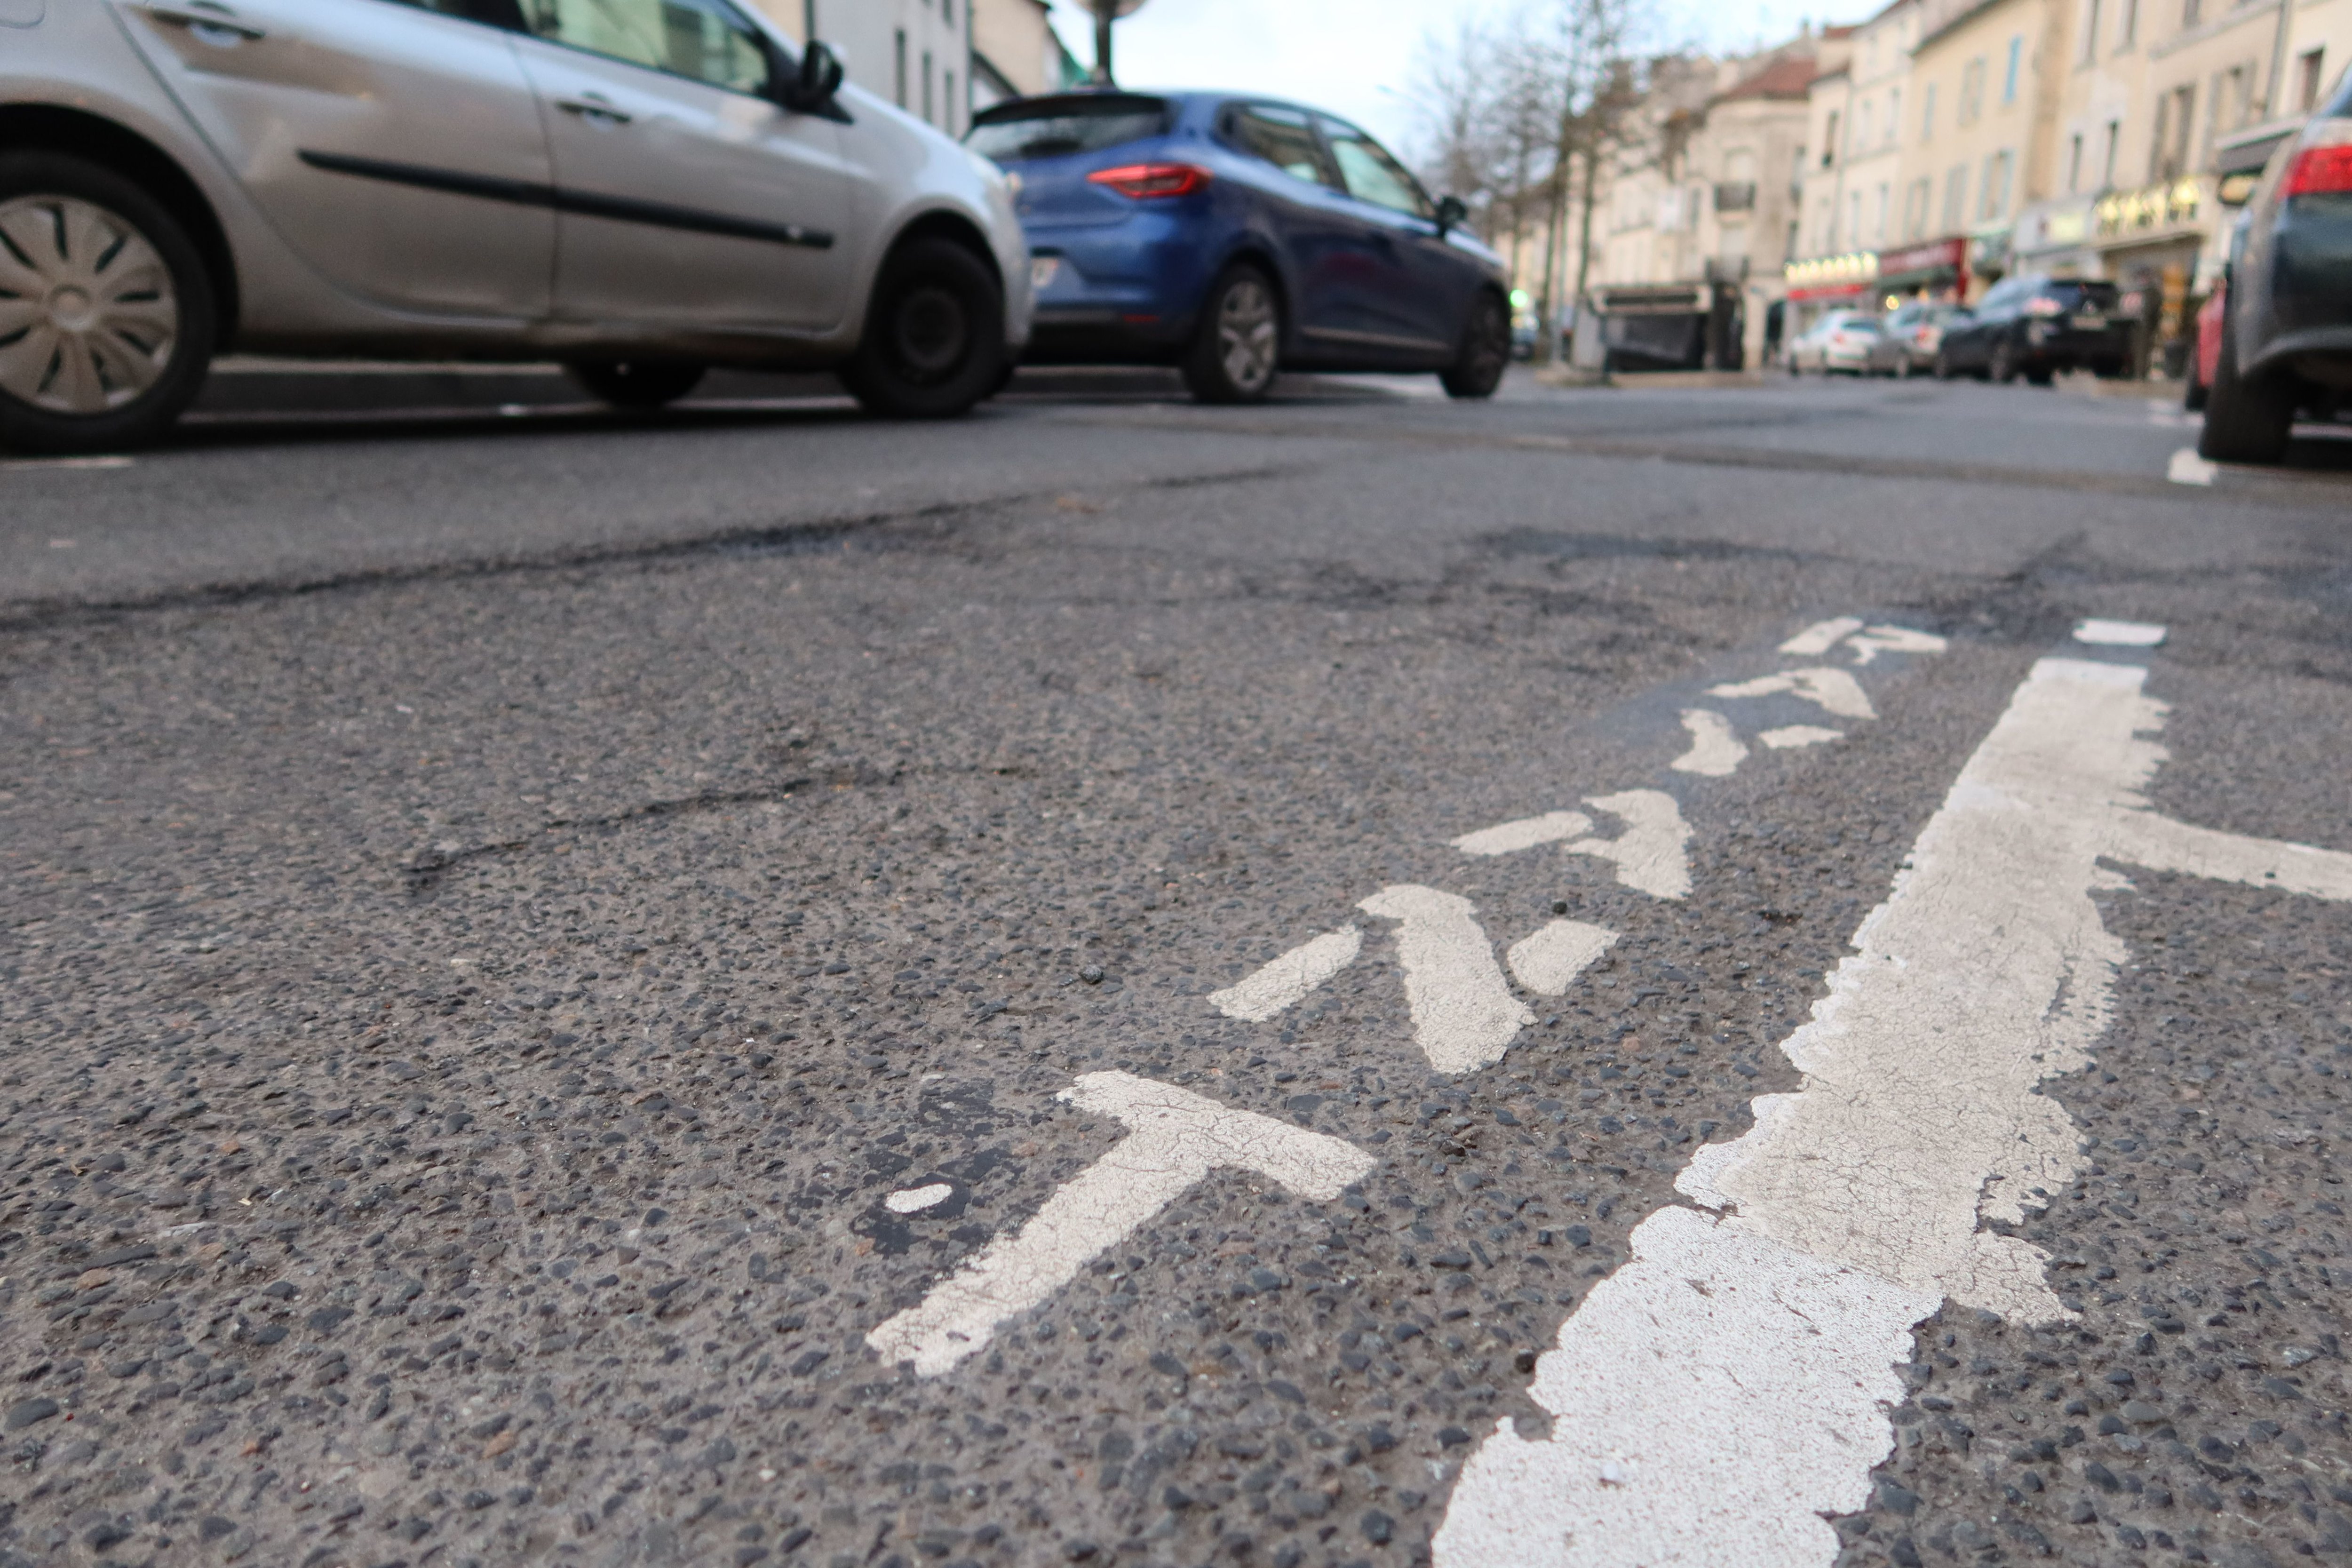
(1045, 0, 1845, 157)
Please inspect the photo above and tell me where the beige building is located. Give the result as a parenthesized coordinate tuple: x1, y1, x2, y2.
(971, 0, 1080, 108)
(752, 0, 973, 136)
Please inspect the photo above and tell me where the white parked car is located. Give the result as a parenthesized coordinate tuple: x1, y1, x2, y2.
(0, 0, 1033, 452)
(1786, 310, 1884, 376)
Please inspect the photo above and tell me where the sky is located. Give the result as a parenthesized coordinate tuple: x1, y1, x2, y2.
(1044, 0, 1845, 160)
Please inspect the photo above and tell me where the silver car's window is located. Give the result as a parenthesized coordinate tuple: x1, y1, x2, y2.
(521, 0, 770, 94)
(380, 0, 524, 23)
(1318, 117, 1434, 219)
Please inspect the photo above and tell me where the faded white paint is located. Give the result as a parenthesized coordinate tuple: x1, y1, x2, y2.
(2074, 619, 2166, 647)
(886, 1183, 955, 1214)
(1208, 926, 1363, 1021)
(1758, 725, 1843, 750)
(1669, 709, 1748, 777)
(1570, 791, 1693, 901)
(867, 1073, 1373, 1376)
(1453, 812, 1593, 857)
(1779, 616, 1864, 656)
(1359, 885, 1534, 1072)
(2167, 446, 2217, 486)
(1708, 668, 1876, 721)
(1438, 646, 2352, 1566)
(1844, 625, 1948, 665)
(1506, 919, 1619, 995)
(1436, 1207, 1934, 1568)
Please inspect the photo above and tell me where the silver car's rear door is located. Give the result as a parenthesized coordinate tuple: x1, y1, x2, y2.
(113, 0, 554, 318)
(508, 0, 854, 335)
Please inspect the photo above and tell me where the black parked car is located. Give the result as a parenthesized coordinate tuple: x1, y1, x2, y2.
(2199, 76, 2352, 463)
(1934, 274, 2130, 384)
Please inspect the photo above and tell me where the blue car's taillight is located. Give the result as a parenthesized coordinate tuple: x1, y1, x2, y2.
(1085, 163, 1213, 199)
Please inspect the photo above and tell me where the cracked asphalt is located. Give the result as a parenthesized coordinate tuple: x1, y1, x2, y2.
(3, 369, 2351, 1568)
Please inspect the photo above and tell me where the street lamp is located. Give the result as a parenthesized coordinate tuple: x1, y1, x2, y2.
(1089, 0, 1145, 86)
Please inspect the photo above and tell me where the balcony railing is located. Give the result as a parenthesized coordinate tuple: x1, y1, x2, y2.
(1714, 182, 1759, 213)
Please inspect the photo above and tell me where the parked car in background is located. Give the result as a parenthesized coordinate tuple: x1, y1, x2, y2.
(1933, 275, 2129, 384)
(2198, 73, 2352, 462)
(965, 90, 1512, 403)
(1787, 310, 1883, 375)
(1868, 301, 1971, 376)
(0, 0, 1030, 454)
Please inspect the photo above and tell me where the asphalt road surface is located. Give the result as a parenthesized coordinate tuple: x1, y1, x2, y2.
(4, 369, 2351, 1568)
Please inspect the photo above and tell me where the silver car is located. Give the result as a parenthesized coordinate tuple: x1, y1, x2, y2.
(0, 0, 1033, 453)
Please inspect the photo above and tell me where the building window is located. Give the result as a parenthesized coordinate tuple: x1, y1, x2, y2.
(2080, 0, 2101, 63)
(1923, 82, 1937, 141)
(1982, 150, 2014, 219)
(1942, 164, 1967, 231)
(2300, 49, 2328, 113)
(2102, 119, 2120, 185)
(2002, 37, 2022, 103)
(2181, 0, 2200, 26)
(1887, 88, 1901, 147)
(1960, 58, 1986, 124)
(1873, 182, 1889, 243)
(945, 70, 955, 133)
(1904, 176, 1931, 239)
(894, 29, 907, 109)
(2067, 132, 2083, 192)
(1822, 111, 1839, 167)
(2118, 0, 2137, 48)
(2150, 83, 2193, 180)
(922, 49, 934, 124)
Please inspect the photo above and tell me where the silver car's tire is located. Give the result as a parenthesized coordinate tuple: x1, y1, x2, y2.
(0, 153, 216, 454)
(1182, 263, 1280, 404)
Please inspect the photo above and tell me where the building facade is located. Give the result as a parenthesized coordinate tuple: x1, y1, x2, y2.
(753, 0, 972, 137)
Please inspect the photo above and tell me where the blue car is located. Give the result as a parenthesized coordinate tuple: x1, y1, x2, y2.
(964, 90, 1513, 404)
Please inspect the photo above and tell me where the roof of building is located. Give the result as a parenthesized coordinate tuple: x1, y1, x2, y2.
(1713, 53, 1824, 105)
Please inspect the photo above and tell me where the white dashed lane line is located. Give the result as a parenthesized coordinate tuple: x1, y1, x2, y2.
(1436, 623, 2352, 1568)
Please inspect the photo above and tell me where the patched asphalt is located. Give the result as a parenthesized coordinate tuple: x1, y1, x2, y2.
(2, 372, 2348, 1568)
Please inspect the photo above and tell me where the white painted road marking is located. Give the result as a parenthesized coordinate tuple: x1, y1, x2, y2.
(2074, 617, 2167, 646)
(1505, 919, 1619, 995)
(886, 1183, 955, 1214)
(1779, 616, 1864, 655)
(2167, 446, 2218, 486)
(867, 1072, 1374, 1376)
(1207, 926, 1363, 1021)
(1359, 885, 1535, 1073)
(1452, 811, 1594, 857)
(1668, 709, 1747, 777)
(1758, 724, 1843, 750)
(1569, 791, 1692, 900)
(1708, 667, 1877, 720)
(1843, 625, 1948, 664)
(1438, 647, 2352, 1568)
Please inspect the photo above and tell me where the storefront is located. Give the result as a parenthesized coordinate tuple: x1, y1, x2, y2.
(2011, 195, 2099, 279)
(1780, 251, 1879, 334)
(1586, 282, 1747, 373)
(1871, 237, 1969, 309)
(2091, 176, 2213, 375)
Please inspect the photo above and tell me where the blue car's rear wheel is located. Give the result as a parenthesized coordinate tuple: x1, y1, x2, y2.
(1182, 264, 1280, 404)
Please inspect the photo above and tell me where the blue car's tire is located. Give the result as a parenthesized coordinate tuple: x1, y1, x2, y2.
(1440, 291, 1510, 399)
(1182, 264, 1280, 404)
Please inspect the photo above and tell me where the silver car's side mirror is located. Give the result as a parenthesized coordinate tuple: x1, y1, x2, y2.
(782, 41, 844, 113)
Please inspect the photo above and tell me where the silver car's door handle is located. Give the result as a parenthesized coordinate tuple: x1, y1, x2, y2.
(555, 94, 633, 125)
(135, 1, 266, 40)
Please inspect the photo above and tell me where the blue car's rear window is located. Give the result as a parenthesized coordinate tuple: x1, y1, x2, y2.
(966, 96, 1171, 164)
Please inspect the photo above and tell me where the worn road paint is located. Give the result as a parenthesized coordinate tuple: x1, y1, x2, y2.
(1570, 791, 1692, 900)
(886, 1183, 955, 1214)
(1439, 647, 2352, 1568)
(1669, 709, 1748, 777)
(1844, 625, 1948, 664)
(1435, 1207, 1935, 1568)
(1359, 885, 1534, 1073)
(1208, 926, 1363, 1021)
(2074, 618, 2166, 646)
(2167, 446, 2218, 486)
(1453, 812, 1594, 857)
(867, 1073, 1374, 1375)
(1505, 919, 1619, 995)
(1708, 667, 1876, 720)
(1758, 724, 1843, 750)
(1779, 616, 1865, 655)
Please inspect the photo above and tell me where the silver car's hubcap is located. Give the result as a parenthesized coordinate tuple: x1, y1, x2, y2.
(0, 195, 179, 416)
(1217, 279, 1277, 392)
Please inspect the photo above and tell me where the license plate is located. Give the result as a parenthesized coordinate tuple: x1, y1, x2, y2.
(1031, 257, 1061, 291)
(2071, 313, 2105, 330)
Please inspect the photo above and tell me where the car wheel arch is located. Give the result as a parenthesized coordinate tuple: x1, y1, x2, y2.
(1211, 240, 1294, 345)
(0, 104, 241, 343)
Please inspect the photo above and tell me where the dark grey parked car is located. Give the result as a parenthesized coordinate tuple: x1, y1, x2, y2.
(1933, 275, 2129, 384)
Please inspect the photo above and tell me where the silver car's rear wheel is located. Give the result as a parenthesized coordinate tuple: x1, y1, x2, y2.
(0, 194, 180, 414)
(0, 153, 215, 454)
